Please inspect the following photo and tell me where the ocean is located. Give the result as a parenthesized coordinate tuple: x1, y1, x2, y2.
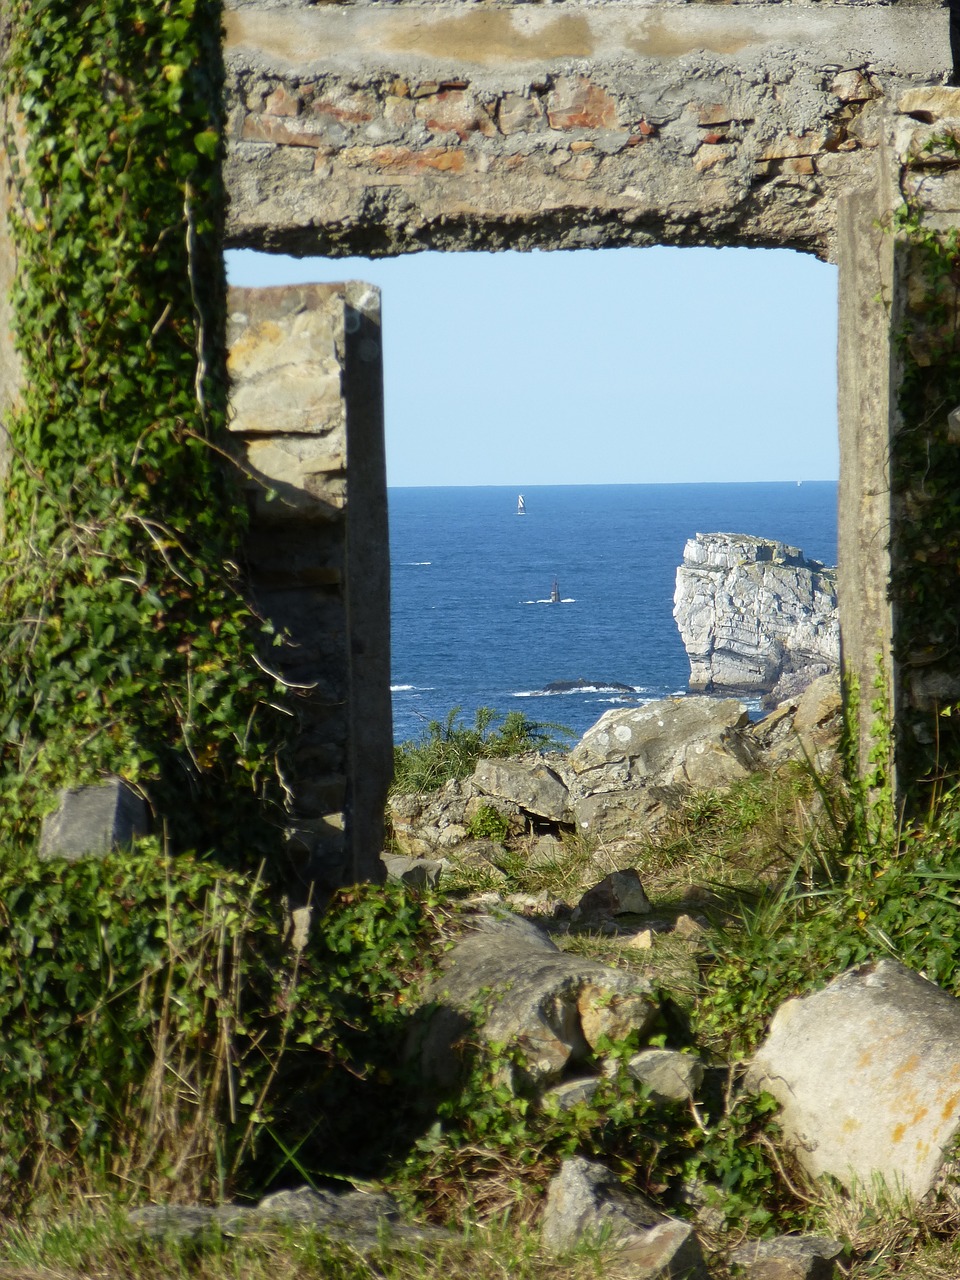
(388, 482, 838, 746)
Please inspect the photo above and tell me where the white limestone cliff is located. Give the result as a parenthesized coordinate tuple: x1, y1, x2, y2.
(673, 533, 839, 699)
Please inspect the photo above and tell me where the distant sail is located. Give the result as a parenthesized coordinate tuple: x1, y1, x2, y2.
(517, 494, 526, 515)
(550, 579, 561, 604)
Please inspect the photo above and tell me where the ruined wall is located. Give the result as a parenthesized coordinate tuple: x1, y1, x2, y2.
(227, 282, 390, 888)
(223, 1, 944, 261)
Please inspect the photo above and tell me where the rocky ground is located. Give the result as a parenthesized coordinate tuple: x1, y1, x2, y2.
(23, 675, 960, 1280)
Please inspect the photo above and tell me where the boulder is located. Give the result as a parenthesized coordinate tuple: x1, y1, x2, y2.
(541, 1157, 708, 1279)
(673, 533, 839, 696)
(381, 853, 442, 890)
(747, 959, 960, 1199)
(542, 1077, 603, 1111)
(411, 912, 658, 1090)
(470, 756, 570, 823)
(564, 699, 758, 840)
(571, 784, 684, 844)
(751, 674, 843, 770)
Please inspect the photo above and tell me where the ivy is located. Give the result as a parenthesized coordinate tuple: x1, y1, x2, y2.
(886, 133, 960, 791)
(0, 0, 289, 862)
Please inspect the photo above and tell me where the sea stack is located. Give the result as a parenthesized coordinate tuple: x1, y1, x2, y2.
(673, 533, 839, 703)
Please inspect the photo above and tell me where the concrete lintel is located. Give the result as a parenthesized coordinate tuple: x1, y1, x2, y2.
(224, 3, 944, 83)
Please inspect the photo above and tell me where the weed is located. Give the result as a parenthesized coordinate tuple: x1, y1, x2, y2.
(465, 806, 510, 843)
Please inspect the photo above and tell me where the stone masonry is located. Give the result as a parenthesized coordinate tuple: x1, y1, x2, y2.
(227, 282, 390, 889)
(4, 0, 960, 858)
(222, 2, 944, 262)
(217, 0, 960, 793)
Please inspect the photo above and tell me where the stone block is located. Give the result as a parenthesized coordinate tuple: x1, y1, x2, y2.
(898, 86, 960, 122)
(546, 77, 618, 130)
(226, 288, 346, 435)
(415, 90, 496, 139)
(498, 92, 543, 135)
(471, 756, 569, 822)
(747, 960, 960, 1199)
(243, 433, 346, 517)
(38, 777, 148, 862)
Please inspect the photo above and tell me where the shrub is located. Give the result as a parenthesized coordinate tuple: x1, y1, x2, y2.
(0, 846, 444, 1215)
(465, 805, 510, 843)
(392, 707, 572, 796)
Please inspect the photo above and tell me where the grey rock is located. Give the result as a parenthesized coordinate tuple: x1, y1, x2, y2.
(411, 912, 658, 1090)
(572, 869, 652, 923)
(256, 1186, 400, 1234)
(566, 697, 757, 815)
(388, 780, 524, 857)
(764, 663, 837, 710)
(673, 533, 839, 696)
(127, 1205, 238, 1240)
(128, 1185, 453, 1249)
(381, 852, 442, 889)
(747, 959, 960, 1200)
(541, 1158, 708, 1278)
(571, 784, 683, 844)
(387, 778, 477, 856)
(625, 1049, 703, 1103)
(729, 1234, 842, 1280)
(471, 755, 570, 823)
(542, 1076, 603, 1112)
(750, 674, 843, 771)
(38, 776, 148, 862)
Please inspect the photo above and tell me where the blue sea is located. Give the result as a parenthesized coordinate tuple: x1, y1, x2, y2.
(389, 483, 838, 746)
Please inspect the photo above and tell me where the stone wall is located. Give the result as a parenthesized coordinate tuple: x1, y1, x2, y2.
(227, 282, 390, 889)
(222, 0, 944, 261)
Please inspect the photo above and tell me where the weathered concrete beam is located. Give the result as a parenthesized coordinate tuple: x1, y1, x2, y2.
(223, 1, 946, 260)
(225, 4, 943, 83)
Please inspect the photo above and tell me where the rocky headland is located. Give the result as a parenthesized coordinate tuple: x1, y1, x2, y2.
(673, 533, 839, 705)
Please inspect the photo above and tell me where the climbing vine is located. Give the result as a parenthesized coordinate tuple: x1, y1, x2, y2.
(0, 0, 288, 862)
(887, 132, 960, 792)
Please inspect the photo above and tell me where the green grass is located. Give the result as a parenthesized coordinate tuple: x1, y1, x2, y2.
(0, 1207, 617, 1280)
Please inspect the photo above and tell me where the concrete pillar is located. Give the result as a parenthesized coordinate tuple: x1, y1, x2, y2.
(836, 146, 898, 787)
(227, 282, 391, 891)
(839, 89, 960, 801)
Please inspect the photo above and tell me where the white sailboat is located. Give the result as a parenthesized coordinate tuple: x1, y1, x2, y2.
(516, 494, 526, 516)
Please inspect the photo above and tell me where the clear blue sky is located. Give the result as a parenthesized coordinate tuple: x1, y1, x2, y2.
(225, 246, 838, 488)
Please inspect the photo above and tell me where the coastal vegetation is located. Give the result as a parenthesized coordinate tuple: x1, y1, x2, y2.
(391, 707, 573, 796)
(7, 704, 960, 1280)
